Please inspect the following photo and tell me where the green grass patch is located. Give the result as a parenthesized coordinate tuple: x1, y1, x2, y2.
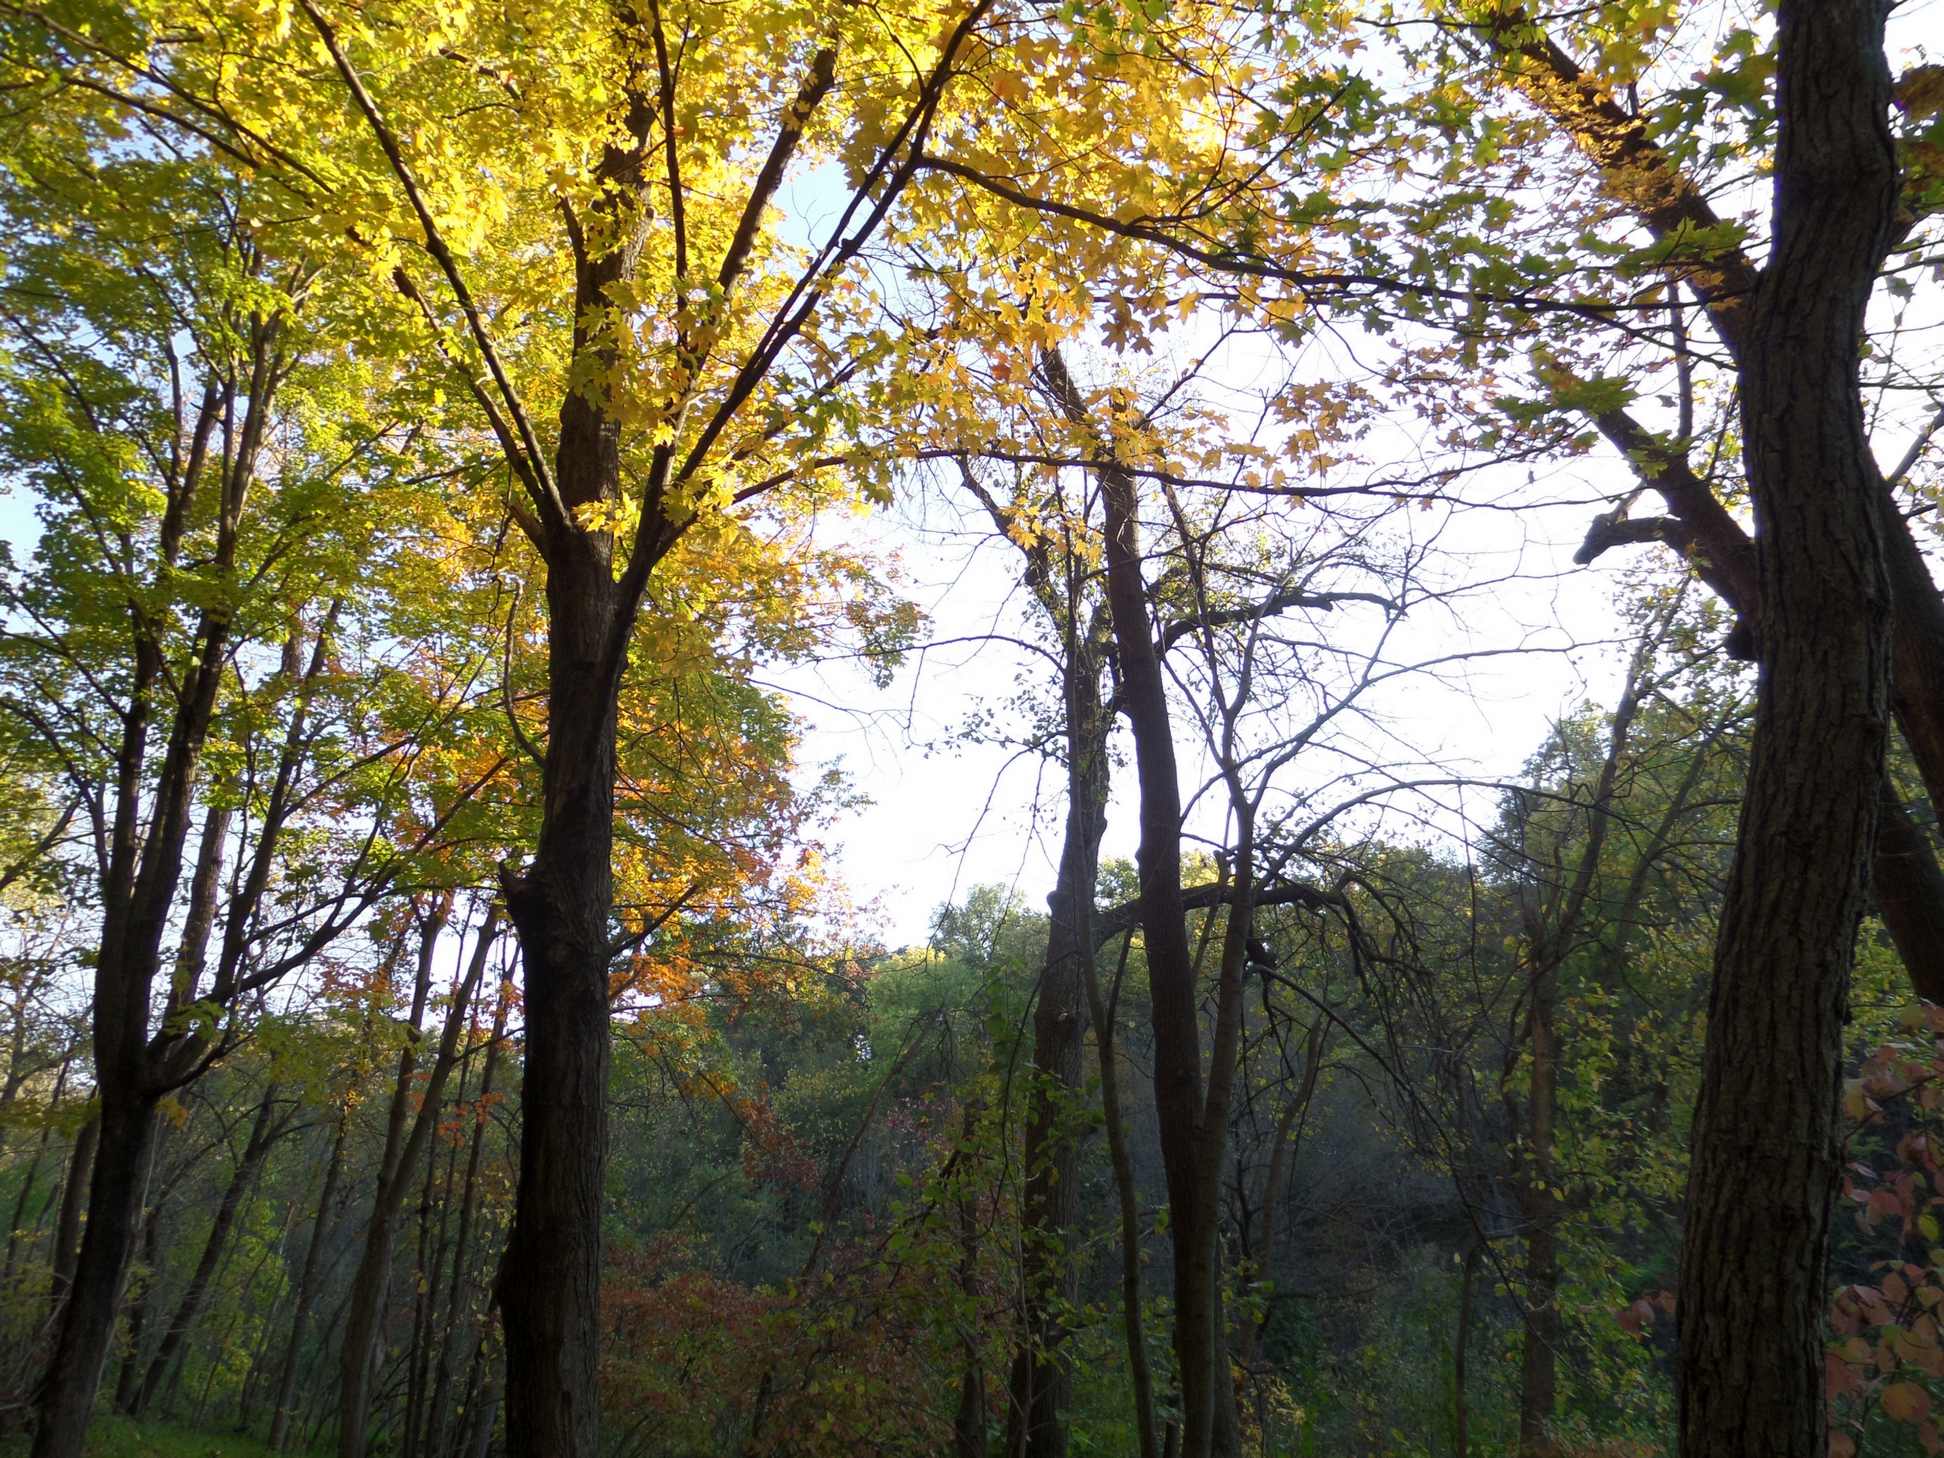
(0, 1417, 296, 1458)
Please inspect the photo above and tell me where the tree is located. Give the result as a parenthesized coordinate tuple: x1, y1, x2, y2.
(0, 100, 509, 1449)
(170, 7, 1013, 1448)
(949, 454, 1112, 1458)
(1675, 1, 1901, 1450)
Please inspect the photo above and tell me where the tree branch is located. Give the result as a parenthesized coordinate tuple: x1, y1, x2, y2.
(299, 0, 564, 532)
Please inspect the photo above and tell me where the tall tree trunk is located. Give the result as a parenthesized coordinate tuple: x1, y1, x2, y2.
(1675, 1, 1899, 1452)
(237, 1196, 300, 1428)
(1506, 637, 1649, 1456)
(1057, 344, 1229, 1458)
(113, 1165, 164, 1414)
(1239, 1018, 1324, 1415)
(34, 1093, 159, 1458)
(460, 1334, 504, 1458)
(46, 1111, 94, 1319)
(132, 1086, 286, 1415)
(1086, 934, 1160, 1458)
(427, 993, 508, 1458)
(409, 1044, 469, 1458)
(31, 327, 273, 1458)
(339, 900, 495, 1458)
(270, 1108, 350, 1450)
(1006, 597, 1110, 1458)
(405, 1082, 460, 1458)
(498, 530, 622, 1458)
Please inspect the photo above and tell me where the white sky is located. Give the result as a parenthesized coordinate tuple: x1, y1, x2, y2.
(773, 452, 1653, 949)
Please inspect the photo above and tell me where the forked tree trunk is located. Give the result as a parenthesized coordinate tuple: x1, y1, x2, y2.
(31, 328, 280, 1458)
(1675, 0, 1899, 1451)
(1069, 350, 1231, 1458)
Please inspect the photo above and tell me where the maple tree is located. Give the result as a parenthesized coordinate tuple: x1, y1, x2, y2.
(0, 0, 1938, 1457)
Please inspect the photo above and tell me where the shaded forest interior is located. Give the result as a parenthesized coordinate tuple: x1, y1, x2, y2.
(1, 0, 1943, 1456)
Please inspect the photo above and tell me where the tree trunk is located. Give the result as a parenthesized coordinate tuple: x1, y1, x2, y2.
(237, 1195, 300, 1428)
(339, 898, 494, 1458)
(410, 1050, 468, 1458)
(1061, 345, 1228, 1458)
(427, 993, 508, 1458)
(32, 1094, 159, 1458)
(1087, 934, 1161, 1458)
(499, 529, 622, 1458)
(1874, 781, 1944, 995)
(270, 1108, 350, 1450)
(46, 1109, 95, 1322)
(32, 349, 265, 1458)
(1675, 1, 1898, 1452)
(404, 1084, 459, 1458)
(112, 1170, 164, 1415)
(1006, 596, 1110, 1458)
(132, 1086, 285, 1415)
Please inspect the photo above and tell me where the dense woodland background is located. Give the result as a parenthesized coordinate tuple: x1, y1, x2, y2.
(0, 0, 1940, 1454)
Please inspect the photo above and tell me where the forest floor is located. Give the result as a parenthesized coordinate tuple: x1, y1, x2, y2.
(0, 1420, 290, 1458)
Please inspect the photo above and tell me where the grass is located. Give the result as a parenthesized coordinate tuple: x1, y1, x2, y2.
(0, 1417, 299, 1458)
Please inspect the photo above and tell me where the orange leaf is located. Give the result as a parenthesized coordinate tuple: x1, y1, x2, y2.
(1884, 1381, 1931, 1423)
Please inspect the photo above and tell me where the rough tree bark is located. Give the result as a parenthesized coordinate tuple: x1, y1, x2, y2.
(1497, 2, 1944, 1000)
(1675, 1, 1900, 1452)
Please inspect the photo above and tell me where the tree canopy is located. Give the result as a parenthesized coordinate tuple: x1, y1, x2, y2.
(0, 0, 1938, 1456)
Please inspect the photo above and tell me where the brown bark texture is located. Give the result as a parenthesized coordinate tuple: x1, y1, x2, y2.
(1674, 1, 1899, 1452)
(1504, 3, 1944, 1001)
(1053, 345, 1232, 1458)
